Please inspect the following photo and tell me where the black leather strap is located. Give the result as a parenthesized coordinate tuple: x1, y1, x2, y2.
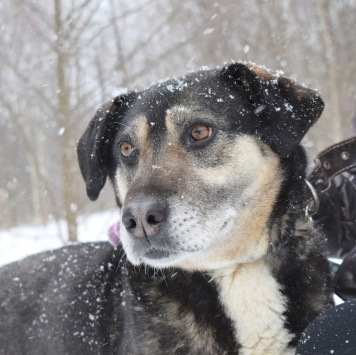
(305, 137, 356, 205)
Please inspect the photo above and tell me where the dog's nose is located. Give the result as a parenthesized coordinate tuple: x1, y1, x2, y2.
(122, 197, 168, 239)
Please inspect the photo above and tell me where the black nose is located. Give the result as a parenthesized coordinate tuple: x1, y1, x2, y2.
(122, 196, 168, 240)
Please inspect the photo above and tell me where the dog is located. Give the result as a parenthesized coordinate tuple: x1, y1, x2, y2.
(0, 63, 333, 354)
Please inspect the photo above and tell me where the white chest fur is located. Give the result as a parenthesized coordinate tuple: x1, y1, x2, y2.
(212, 258, 295, 355)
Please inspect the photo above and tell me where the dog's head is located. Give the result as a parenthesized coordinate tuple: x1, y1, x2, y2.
(77, 63, 323, 270)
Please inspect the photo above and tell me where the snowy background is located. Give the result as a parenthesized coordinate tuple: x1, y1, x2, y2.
(0, 210, 118, 267)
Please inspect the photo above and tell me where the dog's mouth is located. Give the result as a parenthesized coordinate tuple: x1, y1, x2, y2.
(144, 248, 177, 260)
(124, 214, 237, 267)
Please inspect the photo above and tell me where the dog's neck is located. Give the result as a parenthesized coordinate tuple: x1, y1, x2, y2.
(211, 257, 295, 355)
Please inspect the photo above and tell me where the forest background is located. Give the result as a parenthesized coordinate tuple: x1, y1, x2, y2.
(1, 0, 355, 242)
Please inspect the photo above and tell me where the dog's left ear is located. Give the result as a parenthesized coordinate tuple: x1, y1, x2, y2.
(77, 93, 135, 201)
(221, 63, 324, 157)
(266, 75, 324, 156)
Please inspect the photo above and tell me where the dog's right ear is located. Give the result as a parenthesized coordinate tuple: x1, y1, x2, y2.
(221, 62, 264, 107)
(221, 62, 324, 157)
(77, 93, 135, 201)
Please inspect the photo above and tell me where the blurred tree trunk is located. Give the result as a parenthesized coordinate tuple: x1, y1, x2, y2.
(316, 0, 343, 144)
(54, 0, 78, 242)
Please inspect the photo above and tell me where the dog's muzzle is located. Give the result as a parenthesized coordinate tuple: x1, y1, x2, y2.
(122, 196, 168, 240)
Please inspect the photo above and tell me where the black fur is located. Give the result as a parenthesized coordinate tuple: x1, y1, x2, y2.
(0, 244, 238, 354)
(77, 93, 137, 201)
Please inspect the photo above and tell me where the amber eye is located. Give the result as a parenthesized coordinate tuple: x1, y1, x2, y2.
(190, 124, 213, 142)
(120, 142, 135, 158)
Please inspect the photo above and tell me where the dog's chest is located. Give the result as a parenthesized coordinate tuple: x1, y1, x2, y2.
(212, 259, 295, 355)
(121, 266, 240, 354)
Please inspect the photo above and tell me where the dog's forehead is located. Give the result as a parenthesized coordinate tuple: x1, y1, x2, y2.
(135, 71, 216, 117)
(123, 69, 247, 135)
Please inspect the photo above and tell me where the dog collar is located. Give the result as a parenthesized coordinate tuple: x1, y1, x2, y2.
(304, 136, 356, 218)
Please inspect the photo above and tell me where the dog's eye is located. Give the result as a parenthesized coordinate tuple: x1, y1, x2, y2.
(190, 124, 213, 142)
(120, 142, 136, 158)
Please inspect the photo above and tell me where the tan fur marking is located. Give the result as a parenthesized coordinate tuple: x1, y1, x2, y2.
(162, 302, 222, 354)
(212, 258, 294, 355)
(115, 115, 149, 202)
(180, 136, 282, 270)
(164, 109, 176, 134)
(123, 110, 192, 200)
(159, 109, 191, 177)
(115, 169, 129, 202)
(247, 64, 274, 81)
(136, 115, 149, 158)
